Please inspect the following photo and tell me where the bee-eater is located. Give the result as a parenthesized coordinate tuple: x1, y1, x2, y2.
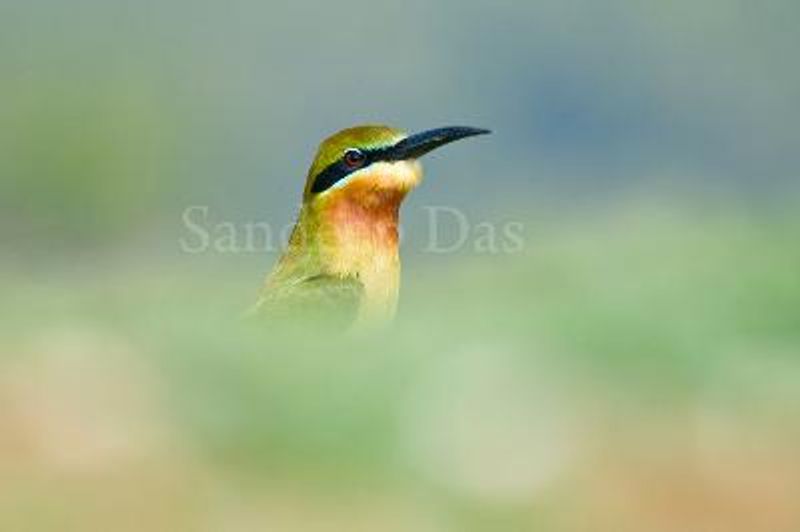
(253, 125, 490, 328)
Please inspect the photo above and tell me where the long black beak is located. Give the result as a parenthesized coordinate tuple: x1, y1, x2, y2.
(385, 126, 490, 161)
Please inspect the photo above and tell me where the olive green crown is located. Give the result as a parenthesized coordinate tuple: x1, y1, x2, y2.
(304, 125, 406, 196)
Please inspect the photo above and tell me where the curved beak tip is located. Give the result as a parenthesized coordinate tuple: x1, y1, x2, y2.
(392, 126, 491, 160)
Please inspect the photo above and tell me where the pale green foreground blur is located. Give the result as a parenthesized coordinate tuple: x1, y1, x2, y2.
(2, 0, 799, 531)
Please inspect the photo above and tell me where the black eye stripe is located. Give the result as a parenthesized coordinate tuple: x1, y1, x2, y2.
(310, 147, 386, 194)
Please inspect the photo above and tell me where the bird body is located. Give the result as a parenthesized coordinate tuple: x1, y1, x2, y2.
(253, 124, 488, 328)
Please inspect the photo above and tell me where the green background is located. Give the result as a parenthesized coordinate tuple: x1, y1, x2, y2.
(2, 1, 799, 530)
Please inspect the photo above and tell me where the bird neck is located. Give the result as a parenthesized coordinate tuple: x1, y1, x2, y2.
(316, 189, 402, 272)
(303, 188, 406, 321)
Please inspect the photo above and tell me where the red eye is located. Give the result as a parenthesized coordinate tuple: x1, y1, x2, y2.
(343, 149, 366, 168)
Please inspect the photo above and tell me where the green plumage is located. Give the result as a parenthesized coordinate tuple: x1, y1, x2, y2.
(254, 273, 364, 327)
(251, 124, 489, 329)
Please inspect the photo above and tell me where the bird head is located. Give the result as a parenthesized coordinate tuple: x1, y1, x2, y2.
(302, 125, 490, 208)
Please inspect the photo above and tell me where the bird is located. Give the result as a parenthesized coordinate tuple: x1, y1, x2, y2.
(252, 124, 490, 329)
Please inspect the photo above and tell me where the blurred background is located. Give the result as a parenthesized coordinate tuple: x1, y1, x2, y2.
(2, 0, 799, 530)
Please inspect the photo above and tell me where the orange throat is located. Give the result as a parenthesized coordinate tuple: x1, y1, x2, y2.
(322, 186, 403, 275)
(317, 185, 407, 322)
